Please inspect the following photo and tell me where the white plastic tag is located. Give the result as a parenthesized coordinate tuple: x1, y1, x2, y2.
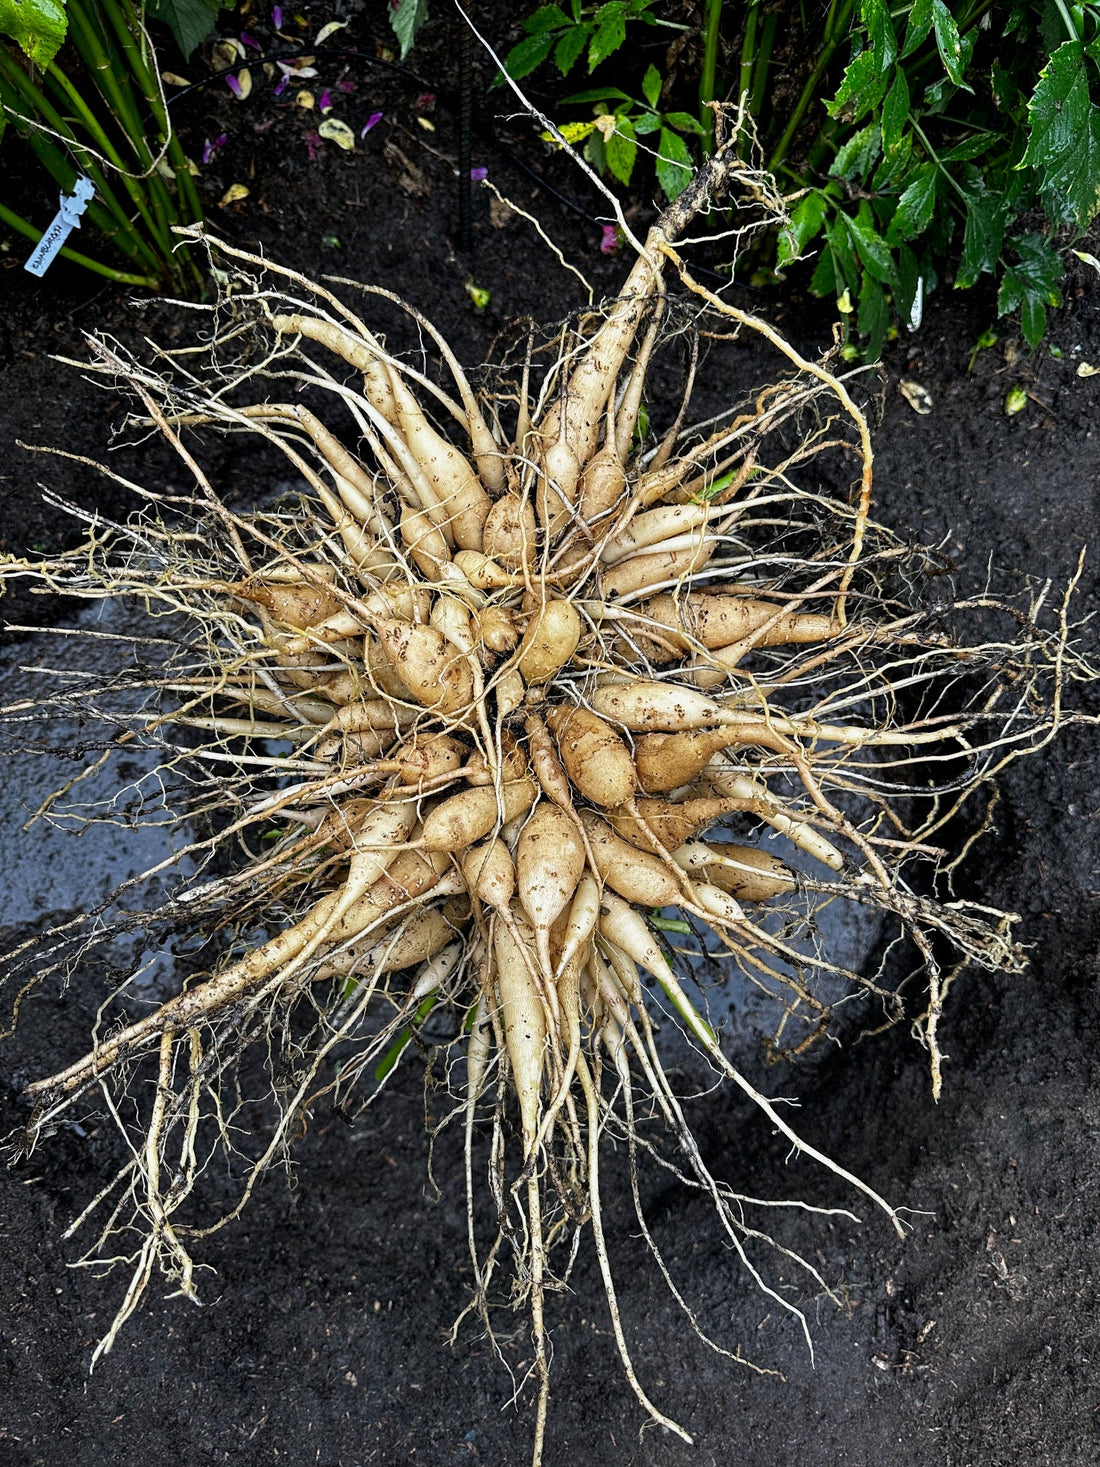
(24, 176, 96, 278)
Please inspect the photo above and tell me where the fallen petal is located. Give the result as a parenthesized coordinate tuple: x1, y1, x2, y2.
(218, 183, 249, 206)
(337, 78, 356, 92)
(600, 223, 619, 255)
(315, 19, 348, 44)
(272, 6, 283, 28)
(241, 31, 261, 50)
(318, 117, 356, 151)
(469, 167, 487, 181)
(319, 88, 333, 113)
(361, 111, 383, 137)
(161, 71, 190, 86)
(898, 378, 933, 415)
(296, 90, 315, 109)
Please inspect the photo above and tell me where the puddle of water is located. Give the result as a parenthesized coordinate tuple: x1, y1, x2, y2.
(0, 599, 197, 981)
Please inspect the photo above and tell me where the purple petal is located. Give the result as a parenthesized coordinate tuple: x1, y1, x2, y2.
(337, 78, 356, 92)
(272, 5, 283, 28)
(599, 223, 620, 255)
(318, 88, 333, 112)
(361, 111, 383, 137)
(469, 166, 487, 182)
(226, 74, 243, 97)
(305, 130, 322, 161)
(273, 72, 289, 96)
(201, 132, 229, 165)
(240, 31, 260, 50)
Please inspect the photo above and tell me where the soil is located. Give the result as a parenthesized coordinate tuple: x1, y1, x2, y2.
(2, 8, 1099, 1466)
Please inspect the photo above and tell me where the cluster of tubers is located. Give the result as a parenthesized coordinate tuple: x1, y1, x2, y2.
(2, 134, 1086, 1466)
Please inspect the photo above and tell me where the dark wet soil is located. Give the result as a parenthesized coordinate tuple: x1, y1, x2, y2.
(2, 6, 1100, 1465)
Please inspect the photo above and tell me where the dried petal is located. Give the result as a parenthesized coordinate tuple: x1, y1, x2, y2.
(600, 223, 619, 256)
(898, 378, 933, 415)
(315, 19, 347, 44)
(1076, 362, 1099, 377)
(318, 118, 356, 151)
(161, 71, 190, 86)
(296, 90, 315, 109)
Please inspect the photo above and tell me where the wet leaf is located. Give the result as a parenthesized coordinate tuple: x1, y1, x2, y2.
(898, 378, 933, 413)
(318, 118, 356, 151)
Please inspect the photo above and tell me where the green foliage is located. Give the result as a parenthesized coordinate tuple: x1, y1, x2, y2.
(148, 0, 223, 58)
(506, 0, 1100, 349)
(389, 0, 429, 60)
(503, 0, 695, 200)
(0, 0, 204, 290)
(0, 0, 67, 69)
(775, 0, 1100, 352)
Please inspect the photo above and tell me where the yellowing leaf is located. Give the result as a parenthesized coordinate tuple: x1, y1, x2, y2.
(1004, 384, 1028, 415)
(218, 183, 250, 206)
(318, 118, 356, 151)
(296, 89, 315, 109)
(465, 280, 491, 309)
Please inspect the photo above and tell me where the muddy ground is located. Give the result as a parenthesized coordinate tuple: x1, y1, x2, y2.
(2, 8, 1099, 1465)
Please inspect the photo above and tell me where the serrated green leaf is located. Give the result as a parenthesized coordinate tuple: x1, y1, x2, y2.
(1039, 107, 1100, 225)
(849, 203, 897, 284)
(991, 58, 1022, 114)
(389, 0, 429, 59)
(554, 24, 590, 75)
(1021, 41, 1091, 167)
(939, 131, 998, 162)
(0, 0, 67, 67)
(955, 194, 1006, 288)
(998, 269, 1050, 347)
(858, 270, 890, 359)
(589, 9, 626, 69)
(997, 232, 1064, 347)
(931, 0, 968, 87)
(810, 246, 837, 296)
(828, 49, 891, 123)
(642, 61, 661, 107)
(523, 4, 568, 35)
(504, 30, 559, 79)
(561, 85, 633, 104)
(777, 190, 829, 267)
(825, 216, 861, 294)
(901, 0, 932, 59)
(604, 114, 637, 184)
(148, 0, 221, 57)
(886, 163, 937, 243)
(830, 121, 882, 182)
(655, 125, 693, 198)
(664, 110, 705, 133)
(873, 130, 914, 189)
(862, 0, 897, 70)
(881, 68, 910, 153)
